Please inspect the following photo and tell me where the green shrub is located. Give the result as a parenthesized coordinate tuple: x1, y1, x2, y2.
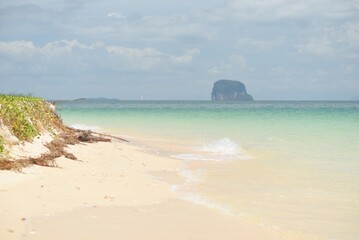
(0, 135, 4, 154)
(0, 94, 63, 143)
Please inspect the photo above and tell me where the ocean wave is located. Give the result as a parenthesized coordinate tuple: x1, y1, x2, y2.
(200, 138, 239, 155)
(172, 154, 217, 161)
(70, 124, 102, 131)
(172, 138, 251, 161)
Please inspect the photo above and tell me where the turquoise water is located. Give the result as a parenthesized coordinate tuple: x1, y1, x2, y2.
(57, 100, 359, 239)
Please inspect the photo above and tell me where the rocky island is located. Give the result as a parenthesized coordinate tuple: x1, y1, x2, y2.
(211, 79, 253, 101)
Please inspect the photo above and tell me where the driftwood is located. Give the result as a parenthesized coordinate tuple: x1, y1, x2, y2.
(0, 129, 117, 171)
(0, 128, 129, 171)
(0, 138, 77, 171)
(89, 131, 129, 142)
(76, 130, 111, 143)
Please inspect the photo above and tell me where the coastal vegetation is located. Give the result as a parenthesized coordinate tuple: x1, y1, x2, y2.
(0, 134, 4, 154)
(0, 94, 111, 170)
(0, 94, 66, 143)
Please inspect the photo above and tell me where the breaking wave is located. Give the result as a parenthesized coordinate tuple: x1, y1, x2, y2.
(70, 124, 102, 131)
(173, 138, 251, 161)
(200, 138, 239, 155)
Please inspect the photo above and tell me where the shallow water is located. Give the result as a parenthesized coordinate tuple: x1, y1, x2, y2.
(58, 100, 359, 239)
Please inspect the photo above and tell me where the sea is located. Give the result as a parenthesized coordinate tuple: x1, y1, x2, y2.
(57, 100, 359, 240)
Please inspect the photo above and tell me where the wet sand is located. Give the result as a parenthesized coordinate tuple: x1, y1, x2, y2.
(0, 140, 309, 240)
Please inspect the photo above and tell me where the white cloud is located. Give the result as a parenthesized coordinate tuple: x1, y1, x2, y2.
(343, 21, 359, 46)
(107, 45, 200, 68)
(137, 13, 215, 42)
(107, 12, 126, 19)
(270, 66, 290, 79)
(42, 40, 90, 57)
(226, 0, 357, 21)
(296, 37, 334, 56)
(236, 37, 282, 51)
(229, 54, 249, 70)
(171, 48, 200, 64)
(106, 46, 165, 69)
(209, 54, 251, 75)
(0, 39, 92, 57)
(106, 46, 163, 58)
(0, 39, 202, 75)
(0, 0, 358, 100)
(0, 41, 36, 56)
(208, 64, 233, 75)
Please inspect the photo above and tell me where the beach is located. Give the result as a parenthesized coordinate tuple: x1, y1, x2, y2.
(2, 0, 358, 238)
(1, 100, 358, 240)
(0, 139, 308, 240)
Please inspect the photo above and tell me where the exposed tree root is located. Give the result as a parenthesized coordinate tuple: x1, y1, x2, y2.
(87, 131, 129, 142)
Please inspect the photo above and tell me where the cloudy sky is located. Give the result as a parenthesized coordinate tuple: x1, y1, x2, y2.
(0, 0, 358, 100)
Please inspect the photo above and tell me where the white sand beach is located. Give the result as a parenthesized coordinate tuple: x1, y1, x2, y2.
(0, 139, 311, 240)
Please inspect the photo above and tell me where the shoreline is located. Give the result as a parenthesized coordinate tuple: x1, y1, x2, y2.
(1, 136, 311, 240)
(0, 139, 181, 239)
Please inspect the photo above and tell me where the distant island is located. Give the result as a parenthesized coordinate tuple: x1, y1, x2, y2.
(73, 97, 120, 101)
(211, 79, 253, 101)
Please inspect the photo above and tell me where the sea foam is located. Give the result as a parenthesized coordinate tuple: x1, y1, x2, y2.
(200, 138, 239, 155)
(173, 138, 250, 161)
(70, 124, 102, 131)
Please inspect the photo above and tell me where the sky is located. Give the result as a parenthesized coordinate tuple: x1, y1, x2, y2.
(0, 0, 358, 100)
